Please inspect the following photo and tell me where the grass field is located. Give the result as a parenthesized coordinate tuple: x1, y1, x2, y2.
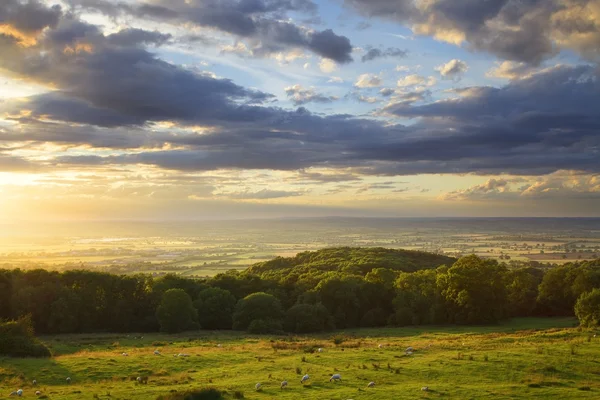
(2, 318, 600, 399)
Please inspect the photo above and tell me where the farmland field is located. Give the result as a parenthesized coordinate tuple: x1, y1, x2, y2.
(1, 218, 599, 276)
(3, 318, 600, 399)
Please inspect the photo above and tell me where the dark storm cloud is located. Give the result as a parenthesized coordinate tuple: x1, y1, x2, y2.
(343, 0, 600, 64)
(361, 47, 408, 62)
(69, 0, 353, 62)
(52, 64, 600, 176)
(0, 0, 62, 34)
(106, 28, 172, 47)
(2, 5, 599, 178)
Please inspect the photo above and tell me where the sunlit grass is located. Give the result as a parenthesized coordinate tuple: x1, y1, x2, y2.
(2, 318, 599, 399)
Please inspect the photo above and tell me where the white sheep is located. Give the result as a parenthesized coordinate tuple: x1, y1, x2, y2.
(421, 386, 429, 391)
(255, 383, 262, 390)
(35, 391, 41, 396)
(378, 344, 384, 349)
(122, 352, 129, 356)
(136, 377, 142, 383)
(329, 373, 342, 382)
(367, 381, 375, 388)
(406, 346, 414, 352)
(217, 344, 222, 348)
(66, 377, 71, 384)
(280, 380, 288, 389)
(300, 374, 310, 384)
(32, 379, 37, 385)
(317, 348, 323, 353)
(154, 349, 161, 356)
(17, 389, 23, 397)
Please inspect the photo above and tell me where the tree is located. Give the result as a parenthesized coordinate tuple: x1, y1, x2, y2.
(575, 289, 600, 328)
(437, 255, 508, 324)
(284, 303, 334, 333)
(194, 288, 237, 330)
(505, 268, 541, 317)
(156, 289, 198, 333)
(232, 292, 283, 331)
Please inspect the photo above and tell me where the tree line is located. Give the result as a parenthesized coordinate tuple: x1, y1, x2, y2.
(1, 247, 599, 336)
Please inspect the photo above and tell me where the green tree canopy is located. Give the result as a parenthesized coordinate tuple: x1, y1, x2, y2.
(438, 255, 508, 324)
(232, 292, 283, 331)
(575, 289, 600, 328)
(194, 288, 237, 330)
(156, 289, 198, 333)
(284, 303, 334, 333)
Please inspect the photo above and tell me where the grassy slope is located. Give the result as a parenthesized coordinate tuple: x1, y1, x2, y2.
(2, 318, 600, 399)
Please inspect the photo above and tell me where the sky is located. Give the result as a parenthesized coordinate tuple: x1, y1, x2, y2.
(0, 0, 599, 221)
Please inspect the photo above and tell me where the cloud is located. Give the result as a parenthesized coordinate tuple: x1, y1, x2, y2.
(319, 58, 338, 73)
(440, 178, 512, 200)
(361, 46, 408, 62)
(343, 0, 600, 64)
(222, 188, 305, 199)
(354, 73, 383, 88)
(284, 84, 338, 105)
(486, 61, 539, 80)
(441, 174, 600, 201)
(379, 88, 395, 97)
(397, 74, 436, 87)
(70, 0, 354, 63)
(2, 7, 600, 181)
(327, 76, 344, 83)
(435, 59, 469, 81)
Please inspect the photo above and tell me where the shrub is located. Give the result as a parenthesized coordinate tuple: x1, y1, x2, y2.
(247, 318, 283, 334)
(284, 303, 334, 333)
(156, 388, 224, 400)
(0, 315, 51, 358)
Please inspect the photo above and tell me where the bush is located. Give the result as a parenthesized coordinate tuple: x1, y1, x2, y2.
(232, 293, 284, 331)
(156, 388, 224, 400)
(0, 315, 51, 358)
(575, 288, 600, 327)
(247, 318, 283, 334)
(284, 303, 334, 333)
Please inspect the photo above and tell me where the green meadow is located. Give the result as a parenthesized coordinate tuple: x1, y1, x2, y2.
(2, 318, 600, 399)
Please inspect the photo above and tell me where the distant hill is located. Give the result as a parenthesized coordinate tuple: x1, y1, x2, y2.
(247, 247, 456, 277)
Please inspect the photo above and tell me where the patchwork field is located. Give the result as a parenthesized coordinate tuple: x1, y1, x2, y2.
(1, 218, 599, 276)
(2, 318, 600, 399)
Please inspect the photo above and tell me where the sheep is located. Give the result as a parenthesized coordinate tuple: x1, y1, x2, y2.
(9, 391, 17, 396)
(255, 383, 262, 390)
(280, 380, 288, 389)
(378, 344, 384, 349)
(177, 353, 190, 357)
(217, 344, 222, 348)
(32, 379, 37, 386)
(317, 348, 323, 353)
(367, 382, 375, 388)
(122, 352, 129, 356)
(300, 374, 310, 384)
(136, 376, 148, 384)
(17, 389, 23, 396)
(35, 391, 41, 396)
(154, 349, 161, 356)
(66, 377, 71, 384)
(421, 386, 429, 391)
(329, 374, 342, 383)
(406, 346, 414, 353)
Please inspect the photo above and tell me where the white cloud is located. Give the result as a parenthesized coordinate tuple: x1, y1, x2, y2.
(486, 61, 538, 80)
(327, 77, 344, 83)
(435, 59, 469, 81)
(354, 73, 383, 88)
(319, 59, 338, 73)
(397, 74, 436, 87)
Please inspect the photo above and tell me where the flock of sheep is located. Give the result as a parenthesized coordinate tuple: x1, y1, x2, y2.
(9, 343, 428, 396)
